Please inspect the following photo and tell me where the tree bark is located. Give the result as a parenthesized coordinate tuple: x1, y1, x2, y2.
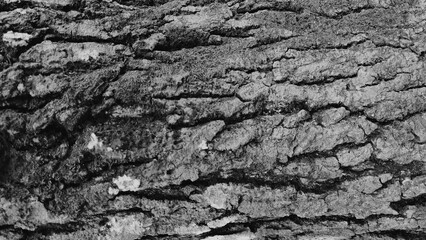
(1, 0, 426, 239)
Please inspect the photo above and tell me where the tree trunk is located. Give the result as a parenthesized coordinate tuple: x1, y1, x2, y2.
(1, 0, 426, 239)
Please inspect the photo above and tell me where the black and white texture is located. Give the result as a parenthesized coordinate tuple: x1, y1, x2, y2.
(1, 0, 426, 239)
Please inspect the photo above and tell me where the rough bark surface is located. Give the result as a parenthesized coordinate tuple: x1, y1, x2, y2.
(2, 0, 426, 239)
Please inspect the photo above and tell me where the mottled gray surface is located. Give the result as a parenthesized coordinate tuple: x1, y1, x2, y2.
(1, 0, 426, 239)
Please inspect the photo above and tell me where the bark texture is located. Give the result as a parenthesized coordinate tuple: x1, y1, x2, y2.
(2, 0, 426, 239)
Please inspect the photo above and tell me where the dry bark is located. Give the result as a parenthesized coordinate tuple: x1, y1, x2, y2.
(1, 0, 426, 239)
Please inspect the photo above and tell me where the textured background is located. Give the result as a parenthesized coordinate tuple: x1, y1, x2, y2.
(1, 0, 426, 239)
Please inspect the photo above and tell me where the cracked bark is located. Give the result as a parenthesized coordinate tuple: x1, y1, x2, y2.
(1, 0, 426, 239)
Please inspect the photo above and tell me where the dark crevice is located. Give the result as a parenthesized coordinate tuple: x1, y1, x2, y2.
(225, 65, 274, 75)
(92, 207, 154, 218)
(314, 5, 376, 20)
(235, 3, 304, 15)
(114, 0, 174, 7)
(0, 92, 65, 113)
(390, 193, 426, 212)
(368, 158, 426, 179)
(0, 2, 33, 12)
(288, 72, 359, 86)
(45, 33, 137, 46)
(178, 169, 342, 195)
(151, 93, 236, 101)
(0, 28, 50, 66)
(369, 230, 426, 240)
(0, 224, 14, 231)
(285, 36, 367, 51)
(137, 234, 183, 240)
(188, 0, 233, 6)
(115, 188, 195, 202)
(0, 0, 84, 12)
(200, 228, 252, 238)
(18, 221, 84, 239)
